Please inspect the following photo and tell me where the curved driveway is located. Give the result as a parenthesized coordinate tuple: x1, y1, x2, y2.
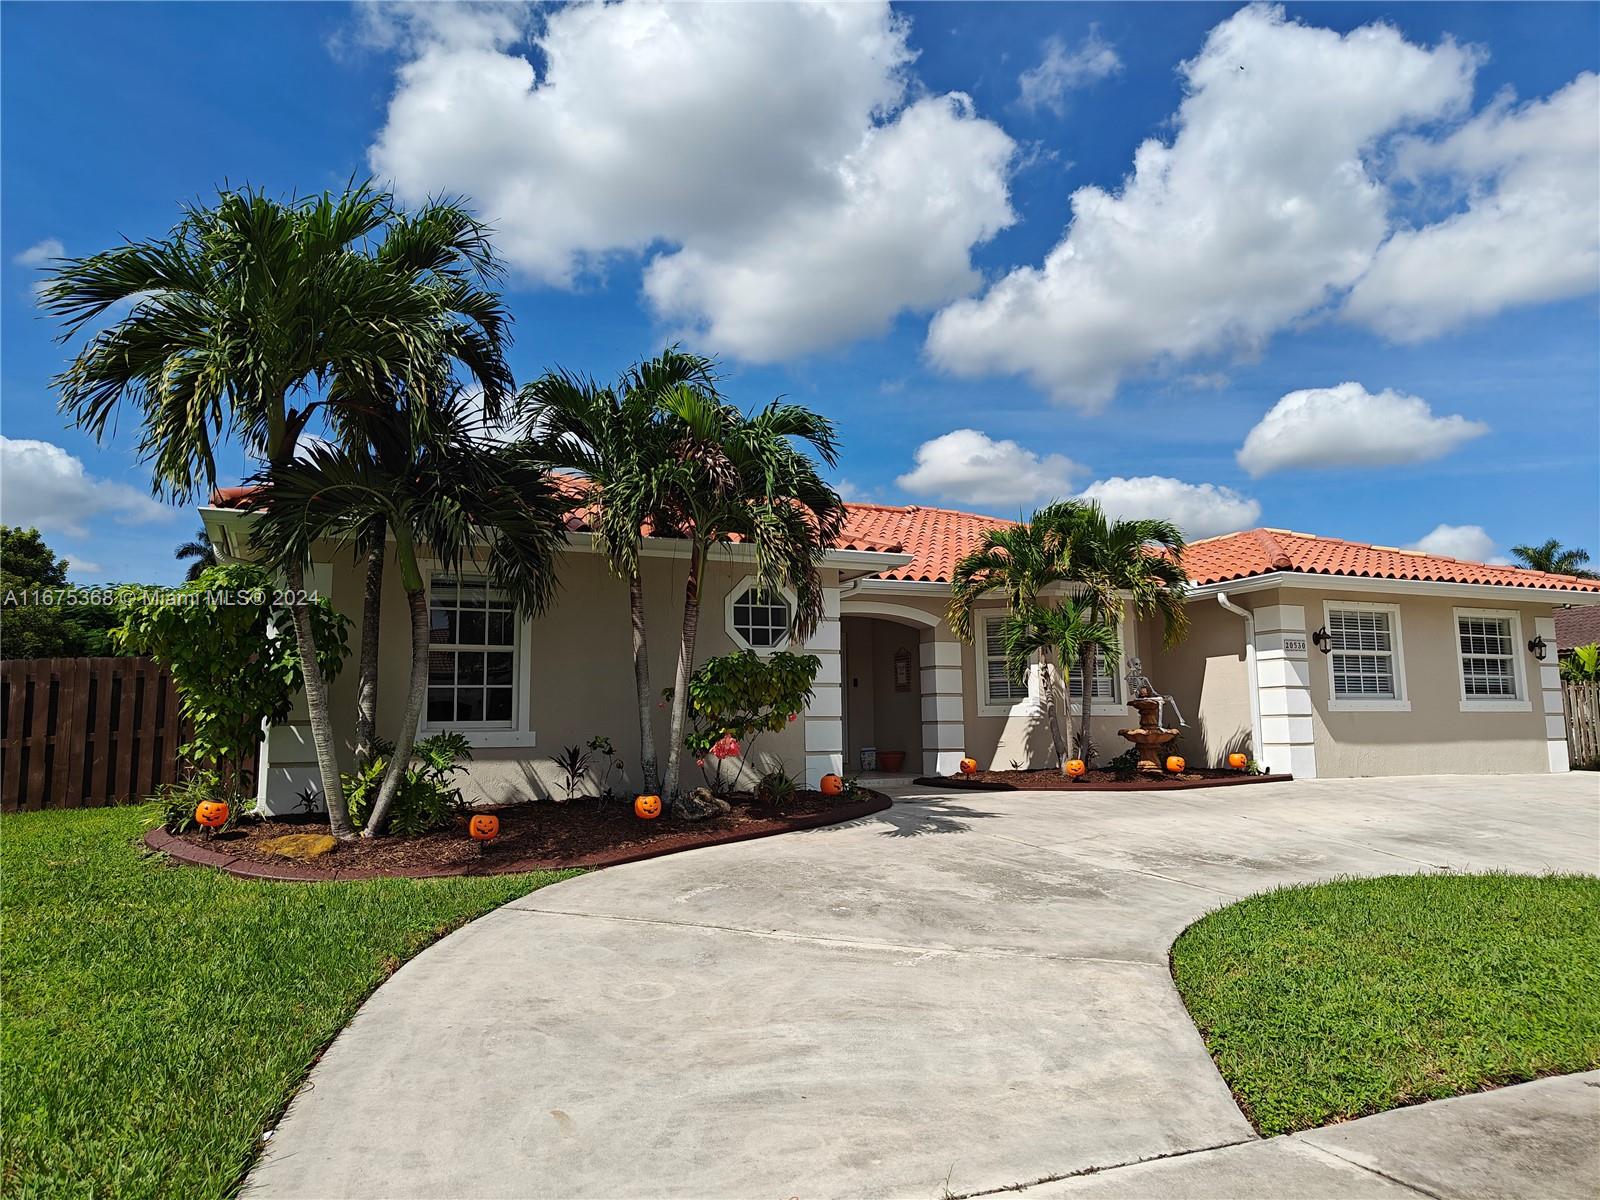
(246, 774, 1599, 1199)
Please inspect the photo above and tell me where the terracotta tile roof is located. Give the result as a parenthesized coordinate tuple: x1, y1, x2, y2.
(210, 485, 1598, 594)
(1182, 528, 1600, 593)
(834, 503, 1015, 582)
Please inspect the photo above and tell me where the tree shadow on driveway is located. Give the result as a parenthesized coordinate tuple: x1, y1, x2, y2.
(871, 796, 1006, 837)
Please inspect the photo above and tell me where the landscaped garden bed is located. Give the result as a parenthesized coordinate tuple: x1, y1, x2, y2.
(915, 767, 1291, 790)
(150, 788, 890, 880)
(1170, 873, 1600, 1136)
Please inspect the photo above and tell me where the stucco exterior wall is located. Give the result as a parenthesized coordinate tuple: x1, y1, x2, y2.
(1140, 601, 1253, 767)
(271, 542, 818, 809)
(1253, 585, 1565, 777)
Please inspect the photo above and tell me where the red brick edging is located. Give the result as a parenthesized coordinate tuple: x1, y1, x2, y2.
(142, 792, 893, 883)
(913, 773, 1295, 792)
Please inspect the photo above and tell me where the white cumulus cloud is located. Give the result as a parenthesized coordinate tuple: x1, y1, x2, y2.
(1346, 73, 1600, 340)
(369, 0, 1015, 361)
(0, 437, 174, 539)
(1075, 476, 1261, 539)
(1017, 29, 1121, 114)
(1236, 381, 1488, 476)
(927, 5, 1478, 407)
(13, 238, 64, 267)
(896, 429, 1083, 509)
(1406, 523, 1508, 565)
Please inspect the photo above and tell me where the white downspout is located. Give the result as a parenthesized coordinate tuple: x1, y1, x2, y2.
(1216, 592, 1264, 765)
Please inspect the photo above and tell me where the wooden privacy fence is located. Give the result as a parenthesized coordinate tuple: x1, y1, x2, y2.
(1, 657, 252, 812)
(1564, 680, 1600, 767)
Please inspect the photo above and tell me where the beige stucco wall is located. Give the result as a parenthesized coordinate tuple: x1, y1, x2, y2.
(302, 542, 815, 806)
(1266, 585, 1560, 777)
(1140, 600, 1253, 767)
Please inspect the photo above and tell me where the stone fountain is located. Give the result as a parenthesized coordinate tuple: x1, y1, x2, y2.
(1117, 658, 1183, 774)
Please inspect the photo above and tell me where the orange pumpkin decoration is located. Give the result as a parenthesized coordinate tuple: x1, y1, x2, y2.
(1227, 752, 1248, 771)
(958, 757, 978, 776)
(1065, 759, 1087, 779)
(1166, 755, 1186, 774)
(634, 794, 662, 820)
(468, 813, 500, 841)
(195, 800, 229, 829)
(819, 774, 845, 796)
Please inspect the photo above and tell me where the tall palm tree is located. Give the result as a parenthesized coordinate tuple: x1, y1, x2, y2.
(947, 505, 1079, 767)
(41, 184, 512, 837)
(1053, 503, 1189, 758)
(516, 349, 712, 795)
(174, 527, 216, 582)
(1511, 539, 1597, 579)
(247, 388, 566, 836)
(653, 387, 845, 800)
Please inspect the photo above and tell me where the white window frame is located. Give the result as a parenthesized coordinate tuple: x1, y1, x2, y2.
(419, 569, 536, 748)
(976, 607, 1036, 717)
(725, 575, 796, 655)
(1322, 600, 1411, 712)
(1452, 607, 1531, 712)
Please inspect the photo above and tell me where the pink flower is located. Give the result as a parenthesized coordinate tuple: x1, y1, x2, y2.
(711, 734, 741, 760)
(695, 758, 706, 768)
(787, 713, 798, 722)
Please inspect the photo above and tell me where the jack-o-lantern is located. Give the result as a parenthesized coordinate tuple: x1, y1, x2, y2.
(1065, 759, 1087, 779)
(195, 800, 229, 829)
(468, 813, 499, 841)
(958, 757, 978, 776)
(634, 794, 662, 820)
(1165, 755, 1186, 774)
(819, 774, 845, 796)
(1227, 752, 1248, 771)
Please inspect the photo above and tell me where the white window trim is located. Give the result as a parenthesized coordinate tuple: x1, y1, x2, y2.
(1067, 607, 1134, 719)
(1452, 607, 1531, 712)
(725, 574, 796, 656)
(976, 607, 1037, 718)
(1322, 600, 1411, 712)
(418, 568, 537, 749)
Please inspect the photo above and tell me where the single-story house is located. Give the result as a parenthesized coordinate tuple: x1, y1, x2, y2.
(201, 495, 1600, 812)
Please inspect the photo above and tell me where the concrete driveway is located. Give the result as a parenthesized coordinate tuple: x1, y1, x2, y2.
(245, 774, 1600, 1199)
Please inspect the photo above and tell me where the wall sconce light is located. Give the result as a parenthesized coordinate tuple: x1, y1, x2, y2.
(1311, 626, 1332, 654)
(1528, 634, 1548, 661)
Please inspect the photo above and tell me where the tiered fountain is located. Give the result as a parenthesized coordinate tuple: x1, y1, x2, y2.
(1116, 659, 1182, 774)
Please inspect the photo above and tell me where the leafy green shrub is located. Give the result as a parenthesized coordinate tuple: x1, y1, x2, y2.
(668, 650, 818, 795)
(346, 732, 472, 836)
(1561, 643, 1599, 682)
(755, 765, 798, 807)
(553, 744, 590, 802)
(113, 563, 349, 785)
(1107, 748, 1141, 780)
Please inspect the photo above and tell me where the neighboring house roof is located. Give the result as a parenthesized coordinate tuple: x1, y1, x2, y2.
(1181, 528, 1600, 593)
(1555, 604, 1600, 649)
(206, 486, 1600, 594)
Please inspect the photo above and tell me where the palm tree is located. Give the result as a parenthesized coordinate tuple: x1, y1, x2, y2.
(41, 184, 513, 837)
(653, 386, 846, 800)
(516, 349, 712, 795)
(174, 527, 216, 582)
(247, 388, 566, 836)
(1053, 503, 1189, 759)
(1000, 597, 1121, 738)
(1511, 539, 1597, 579)
(947, 508, 1078, 767)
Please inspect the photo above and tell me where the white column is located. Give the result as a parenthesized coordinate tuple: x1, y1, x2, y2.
(258, 561, 335, 815)
(1253, 603, 1317, 779)
(920, 629, 967, 777)
(802, 586, 844, 788)
(1536, 615, 1569, 773)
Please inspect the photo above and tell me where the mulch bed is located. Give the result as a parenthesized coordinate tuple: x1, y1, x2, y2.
(147, 789, 890, 882)
(915, 768, 1293, 791)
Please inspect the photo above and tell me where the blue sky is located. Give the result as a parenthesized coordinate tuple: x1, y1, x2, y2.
(2, 1, 1596, 585)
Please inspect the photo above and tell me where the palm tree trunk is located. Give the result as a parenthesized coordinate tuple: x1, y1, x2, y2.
(363, 539, 429, 838)
(629, 568, 661, 795)
(1078, 642, 1097, 764)
(354, 521, 385, 766)
(663, 544, 704, 800)
(1039, 654, 1069, 769)
(286, 559, 355, 839)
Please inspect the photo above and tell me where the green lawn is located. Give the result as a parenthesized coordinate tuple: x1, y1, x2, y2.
(1170, 872, 1600, 1137)
(1, 805, 578, 1199)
